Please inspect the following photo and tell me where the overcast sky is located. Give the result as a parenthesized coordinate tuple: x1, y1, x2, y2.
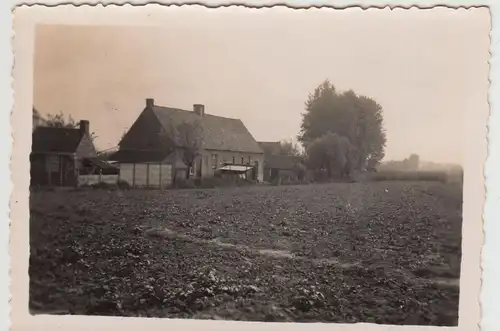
(33, 7, 490, 164)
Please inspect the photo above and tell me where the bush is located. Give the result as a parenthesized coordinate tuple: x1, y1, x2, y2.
(368, 170, 448, 183)
(116, 180, 131, 190)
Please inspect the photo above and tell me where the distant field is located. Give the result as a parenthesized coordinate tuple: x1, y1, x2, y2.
(369, 170, 463, 184)
(29, 181, 462, 325)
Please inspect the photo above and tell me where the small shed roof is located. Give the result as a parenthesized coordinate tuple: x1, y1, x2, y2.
(219, 165, 254, 173)
(32, 127, 83, 154)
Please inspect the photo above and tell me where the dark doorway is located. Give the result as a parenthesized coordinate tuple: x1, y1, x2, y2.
(196, 157, 202, 178)
(270, 168, 279, 181)
(252, 161, 259, 180)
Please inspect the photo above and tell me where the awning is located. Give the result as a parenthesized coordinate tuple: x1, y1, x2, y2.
(219, 165, 254, 173)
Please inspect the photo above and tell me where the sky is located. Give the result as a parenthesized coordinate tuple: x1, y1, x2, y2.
(33, 7, 490, 164)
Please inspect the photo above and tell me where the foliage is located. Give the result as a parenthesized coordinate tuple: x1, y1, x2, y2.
(176, 121, 204, 179)
(45, 111, 98, 142)
(305, 132, 357, 179)
(369, 170, 448, 183)
(277, 140, 302, 157)
(378, 154, 421, 172)
(298, 80, 386, 170)
(159, 120, 204, 179)
(45, 112, 77, 128)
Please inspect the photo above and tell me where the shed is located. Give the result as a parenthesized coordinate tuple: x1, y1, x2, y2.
(30, 120, 97, 187)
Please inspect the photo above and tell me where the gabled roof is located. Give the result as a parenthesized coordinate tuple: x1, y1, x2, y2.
(31, 127, 83, 154)
(151, 105, 264, 154)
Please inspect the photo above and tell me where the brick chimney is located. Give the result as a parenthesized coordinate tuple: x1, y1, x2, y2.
(146, 98, 154, 108)
(79, 120, 90, 137)
(193, 104, 205, 117)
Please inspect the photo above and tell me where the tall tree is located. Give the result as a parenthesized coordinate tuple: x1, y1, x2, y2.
(299, 80, 386, 170)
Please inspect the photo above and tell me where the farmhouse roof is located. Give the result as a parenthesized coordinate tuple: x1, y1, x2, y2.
(32, 127, 83, 154)
(150, 104, 264, 154)
(109, 149, 172, 163)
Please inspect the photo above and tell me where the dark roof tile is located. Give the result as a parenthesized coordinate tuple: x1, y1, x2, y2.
(31, 127, 83, 153)
(151, 106, 264, 154)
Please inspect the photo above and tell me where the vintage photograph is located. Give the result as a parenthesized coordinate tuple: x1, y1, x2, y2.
(22, 5, 488, 328)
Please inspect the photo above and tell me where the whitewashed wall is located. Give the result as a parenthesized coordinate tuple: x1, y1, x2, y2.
(78, 174, 119, 186)
(118, 163, 173, 188)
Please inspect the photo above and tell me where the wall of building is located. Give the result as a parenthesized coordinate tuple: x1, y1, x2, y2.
(118, 163, 173, 188)
(30, 153, 77, 187)
(78, 174, 119, 186)
(198, 150, 264, 182)
(76, 134, 97, 159)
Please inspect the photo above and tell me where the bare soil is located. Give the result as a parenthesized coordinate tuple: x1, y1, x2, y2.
(29, 181, 462, 325)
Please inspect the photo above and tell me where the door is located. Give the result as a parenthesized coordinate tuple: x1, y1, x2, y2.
(196, 157, 202, 178)
(270, 168, 279, 181)
(252, 161, 259, 181)
(148, 164, 161, 188)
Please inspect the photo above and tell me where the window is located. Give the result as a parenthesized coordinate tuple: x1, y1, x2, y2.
(232, 156, 236, 164)
(190, 162, 195, 175)
(47, 156, 60, 173)
(211, 154, 218, 170)
(241, 157, 245, 165)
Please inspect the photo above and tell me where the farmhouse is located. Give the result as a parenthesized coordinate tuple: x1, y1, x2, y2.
(111, 98, 264, 188)
(30, 120, 98, 187)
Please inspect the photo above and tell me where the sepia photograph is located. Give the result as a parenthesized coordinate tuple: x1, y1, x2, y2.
(9, 4, 489, 331)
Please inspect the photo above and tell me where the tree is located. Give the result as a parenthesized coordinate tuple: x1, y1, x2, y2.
(305, 132, 357, 180)
(166, 120, 204, 179)
(45, 112, 77, 128)
(298, 80, 386, 170)
(45, 111, 98, 142)
(278, 139, 302, 156)
(378, 154, 420, 171)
